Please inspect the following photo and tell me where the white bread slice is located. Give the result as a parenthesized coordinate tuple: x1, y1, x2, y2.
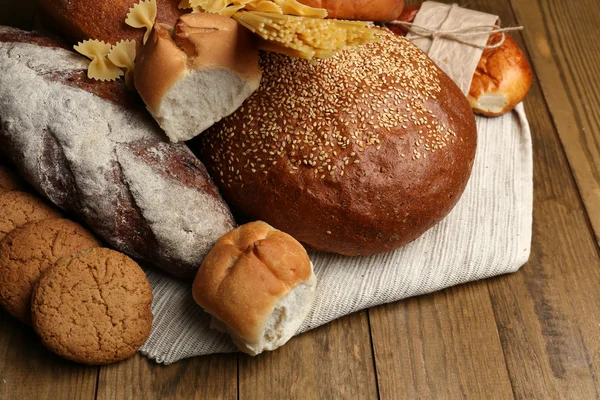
(135, 13, 262, 143)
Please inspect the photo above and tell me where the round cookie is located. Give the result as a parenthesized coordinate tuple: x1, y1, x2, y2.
(0, 191, 61, 241)
(0, 165, 25, 194)
(31, 248, 154, 365)
(0, 218, 102, 324)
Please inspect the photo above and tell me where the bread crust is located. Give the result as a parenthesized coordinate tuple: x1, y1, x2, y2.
(135, 13, 261, 116)
(196, 30, 477, 256)
(389, 6, 532, 117)
(35, 0, 184, 51)
(299, 0, 404, 21)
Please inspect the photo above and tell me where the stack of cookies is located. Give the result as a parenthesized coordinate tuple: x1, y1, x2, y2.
(0, 164, 154, 365)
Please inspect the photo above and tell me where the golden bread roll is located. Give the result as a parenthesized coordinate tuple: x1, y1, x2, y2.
(298, 0, 404, 21)
(468, 33, 532, 117)
(193, 221, 317, 356)
(389, 5, 532, 117)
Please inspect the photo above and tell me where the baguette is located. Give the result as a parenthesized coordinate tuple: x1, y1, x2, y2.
(0, 27, 236, 279)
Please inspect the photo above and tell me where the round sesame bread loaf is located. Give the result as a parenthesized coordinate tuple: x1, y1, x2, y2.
(195, 29, 477, 256)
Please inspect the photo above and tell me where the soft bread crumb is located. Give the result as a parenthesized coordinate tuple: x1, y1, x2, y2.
(469, 93, 509, 116)
(152, 68, 258, 143)
(211, 268, 317, 356)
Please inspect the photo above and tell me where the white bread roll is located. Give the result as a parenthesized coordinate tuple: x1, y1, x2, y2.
(134, 13, 262, 143)
(192, 221, 317, 356)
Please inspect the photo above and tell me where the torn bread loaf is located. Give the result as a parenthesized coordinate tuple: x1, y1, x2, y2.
(192, 221, 317, 356)
(135, 13, 262, 143)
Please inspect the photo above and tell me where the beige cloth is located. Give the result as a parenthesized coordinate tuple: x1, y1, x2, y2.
(140, 104, 533, 363)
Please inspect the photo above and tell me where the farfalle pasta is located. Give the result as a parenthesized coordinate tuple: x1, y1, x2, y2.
(125, 0, 158, 44)
(73, 40, 124, 81)
(176, 0, 380, 60)
(108, 40, 137, 89)
(245, 0, 282, 13)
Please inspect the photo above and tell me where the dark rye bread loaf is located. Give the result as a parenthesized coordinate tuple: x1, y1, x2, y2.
(196, 29, 477, 256)
(0, 27, 235, 279)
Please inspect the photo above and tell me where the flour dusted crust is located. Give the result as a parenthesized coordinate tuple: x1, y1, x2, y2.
(74, 39, 123, 81)
(125, 0, 158, 44)
(31, 248, 153, 365)
(0, 27, 236, 279)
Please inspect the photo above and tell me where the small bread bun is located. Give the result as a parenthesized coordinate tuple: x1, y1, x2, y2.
(192, 221, 317, 356)
(299, 0, 404, 21)
(135, 13, 262, 143)
(468, 33, 532, 117)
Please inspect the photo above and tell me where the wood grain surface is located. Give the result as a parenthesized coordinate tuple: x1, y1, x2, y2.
(1, 0, 599, 399)
(508, 0, 600, 246)
(369, 282, 514, 400)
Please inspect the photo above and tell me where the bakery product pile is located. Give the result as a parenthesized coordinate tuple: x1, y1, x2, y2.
(0, 0, 532, 357)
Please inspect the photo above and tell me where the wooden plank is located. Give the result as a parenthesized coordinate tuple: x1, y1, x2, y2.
(508, 0, 600, 245)
(369, 282, 514, 400)
(96, 353, 237, 400)
(0, 311, 98, 400)
(486, 70, 600, 399)
(238, 311, 378, 400)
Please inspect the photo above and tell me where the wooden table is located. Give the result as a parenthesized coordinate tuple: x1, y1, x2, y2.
(1, 0, 599, 398)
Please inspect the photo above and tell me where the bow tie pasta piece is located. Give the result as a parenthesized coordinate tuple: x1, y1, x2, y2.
(74, 40, 124, 81)
(108, 40, 137, 89)
(125, 0, 158, 44)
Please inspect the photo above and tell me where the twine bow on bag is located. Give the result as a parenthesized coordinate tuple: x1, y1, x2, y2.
(387, 4, 523, 50)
